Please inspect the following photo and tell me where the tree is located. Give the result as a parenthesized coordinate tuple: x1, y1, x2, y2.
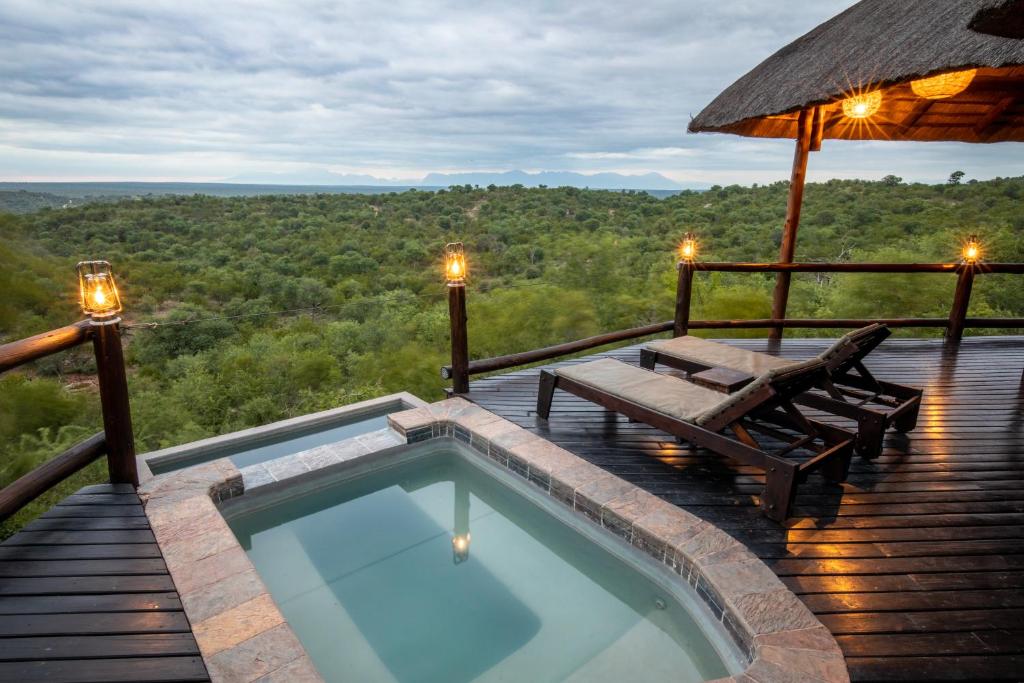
(948, 170, 965, 185)
(881, 175, 903, 186)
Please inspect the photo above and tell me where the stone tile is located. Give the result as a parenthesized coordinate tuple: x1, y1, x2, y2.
(489, 427, 540, 453)
(146, 496, 213, 537)
(744, 656, 836, 683)
(550, 459, 609, 492)
(162, 522, 239, 571)
(297, 439, 368, 471)
(676, 525, 744, 562)
(387, 407, 435, 434)
(241, 464, 275, 490)
(180, 568, 267, 624)
(701, 560, 785, 603)
(425, 396, 475, 421)
(730, 589, 822, 637)
(758, 645, 849, 683)
(253, 655, 323, 682)
(355, 428, 403, 452)
(193, 593, 285, 658)
(509, 439, 578, 476)
(574, 474, 636, 508)
(604, 487, 664, 522)
(206, 623, 306, 683)
(451, 406, 504, 431)
(263, 454, 310, 481)
(754, 626, 841, 653)
(171, 545, 253, 596)
(634, 501, 702, 541)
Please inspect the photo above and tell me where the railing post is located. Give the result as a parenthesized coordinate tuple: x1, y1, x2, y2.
(947, 264, 975, 345)
(674, 261, 694, 337)
(770, 108, 816, 341)
(92, 320, 138, 486)
(448, 283, 470, 394)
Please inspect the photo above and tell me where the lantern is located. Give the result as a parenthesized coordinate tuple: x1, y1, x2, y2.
(841, 90, 882, 119)
(444, 242, 467, 285)
(962, 235, 981, 264)
(678, 233, 698, 262)
(911, 69, 976, 100)
(77, 261, 122, 321)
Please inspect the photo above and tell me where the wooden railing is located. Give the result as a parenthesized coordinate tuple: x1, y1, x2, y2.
(0, 319, 137, 521)
(442, 261, 1024, 392)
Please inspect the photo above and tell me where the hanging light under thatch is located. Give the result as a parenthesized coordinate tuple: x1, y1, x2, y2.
(689, 0, 1024, 143)
(910, 68, 978, 99)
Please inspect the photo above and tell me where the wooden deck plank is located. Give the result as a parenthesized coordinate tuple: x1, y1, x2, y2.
(0, 657, 209, 683)
(0, 575, 177, 596)
(0, 634, 200, 662)
(468, 335, 1024, 682)
(0, 488, 209, 682)
(0, 592, 182, 615)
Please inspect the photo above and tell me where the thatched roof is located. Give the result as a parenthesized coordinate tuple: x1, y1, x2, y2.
(970, 0, 1024, 39)
(689, 0, 1024, 143)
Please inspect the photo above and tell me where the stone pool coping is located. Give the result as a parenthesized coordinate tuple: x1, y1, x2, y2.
(139, 396, 848, 683)
(137, 391, 426, 481)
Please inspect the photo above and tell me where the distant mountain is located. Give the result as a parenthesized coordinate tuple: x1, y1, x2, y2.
(227, 168, 691, 191)
(421, 170, 686, 191)
(226, 169, 410, 186)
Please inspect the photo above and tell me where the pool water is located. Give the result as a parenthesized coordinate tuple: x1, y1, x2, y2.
(228, 447, 731, 683)
(148, 413, 389, 474)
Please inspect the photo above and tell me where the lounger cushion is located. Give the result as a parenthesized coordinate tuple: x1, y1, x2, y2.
(646, 335, 795, 375)
(555, 358, 728, 424)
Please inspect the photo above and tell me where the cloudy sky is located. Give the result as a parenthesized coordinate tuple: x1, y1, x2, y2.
(2, 0, 1021, 186)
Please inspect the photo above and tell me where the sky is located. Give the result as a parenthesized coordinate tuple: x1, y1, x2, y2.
(2, 0, 1021, 187)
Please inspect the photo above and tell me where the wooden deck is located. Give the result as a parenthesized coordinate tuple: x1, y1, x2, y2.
(0, 484, 209, 683)
(467, 335, 1024, 683)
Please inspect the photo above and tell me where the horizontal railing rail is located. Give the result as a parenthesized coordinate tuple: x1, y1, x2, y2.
(0, 432, 107, 522)
(687, 262, 1024, 274)
(1, 317, 138, 520)
(442, 260, 1024, 391)
(0, 321, 93, 374)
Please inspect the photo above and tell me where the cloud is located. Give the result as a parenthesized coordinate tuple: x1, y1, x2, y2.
(0, 0, 1020, 184)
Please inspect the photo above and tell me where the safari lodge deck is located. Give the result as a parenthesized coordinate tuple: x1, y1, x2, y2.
(464, 335, 1024, 682)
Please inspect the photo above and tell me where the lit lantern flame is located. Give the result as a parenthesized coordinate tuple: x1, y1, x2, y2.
(452, 533, 471, 564)
(678, 233, 698, 262)
(911, 68, 976, 100)
(76, 261, 122, 319)
(444, 242, 467, 284)
(842, 90, 882, 119)
(962, 235, 981, 264)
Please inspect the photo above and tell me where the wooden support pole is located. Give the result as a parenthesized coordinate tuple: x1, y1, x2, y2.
(947, 265, 976, 344)
(674, 261, 695, 337)
(92, 321, 138, 486)
(448, 284, 469, 394)
(770, 107, 815, 341)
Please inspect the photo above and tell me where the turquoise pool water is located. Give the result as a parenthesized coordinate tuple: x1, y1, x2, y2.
(148, 413, 389, 474)
(228, 446, 731, 682)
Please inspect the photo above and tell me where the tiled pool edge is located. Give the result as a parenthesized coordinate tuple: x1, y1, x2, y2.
(139, 396, 848, 683)
(139, 460, 324, 683)
(390, 398, 849, 683)
(137, 391, 426, 480)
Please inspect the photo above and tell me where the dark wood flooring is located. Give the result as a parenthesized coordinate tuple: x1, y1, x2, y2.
(0, 484, 209, 683)
(466, 335, 1024, 683)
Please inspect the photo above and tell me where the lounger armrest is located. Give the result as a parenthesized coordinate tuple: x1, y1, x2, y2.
(690, 367, 755, 393)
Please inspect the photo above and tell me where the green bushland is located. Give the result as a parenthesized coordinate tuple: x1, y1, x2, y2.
(1, 178, 1021, 534)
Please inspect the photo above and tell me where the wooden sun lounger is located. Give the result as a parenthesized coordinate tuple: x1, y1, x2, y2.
(536, 357, 855, 521)
(639, 324, 923, 459)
